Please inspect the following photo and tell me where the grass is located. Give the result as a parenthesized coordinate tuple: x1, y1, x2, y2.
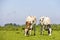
(0, 30, 60, 40)
(0, 25, 60, 40)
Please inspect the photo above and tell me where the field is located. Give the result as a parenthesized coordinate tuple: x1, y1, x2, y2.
(0, 24, 60, 40)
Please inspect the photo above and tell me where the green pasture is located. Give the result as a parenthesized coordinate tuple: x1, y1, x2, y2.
(0, 24, 60, 40)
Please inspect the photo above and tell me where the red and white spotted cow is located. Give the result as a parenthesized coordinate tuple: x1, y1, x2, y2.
(25, 16, 36, 36)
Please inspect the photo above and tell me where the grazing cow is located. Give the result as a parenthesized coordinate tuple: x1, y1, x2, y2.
(25, 16, 36, 36)
(40, 16, 52, 36)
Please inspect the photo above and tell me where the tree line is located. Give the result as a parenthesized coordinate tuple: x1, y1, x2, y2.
(0, 23, 60, 31)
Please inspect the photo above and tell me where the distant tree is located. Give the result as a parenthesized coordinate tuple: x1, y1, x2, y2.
(4, 23, 13, 26)
(14, 23, 17, 26)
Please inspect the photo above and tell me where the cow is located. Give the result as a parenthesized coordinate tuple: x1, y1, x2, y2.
(24, 16, 36, 36)
(39, 16, 52, 36)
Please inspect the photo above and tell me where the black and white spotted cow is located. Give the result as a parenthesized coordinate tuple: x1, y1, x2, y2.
(40, 16, 52, 36)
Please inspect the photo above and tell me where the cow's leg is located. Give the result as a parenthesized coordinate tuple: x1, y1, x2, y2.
(47, 24, 52, 36)
(25, 28, 28, 36)
(44, 25, 48, 31)
(40, 25, 44, 35)
(29, 29, 32, 35)
(33, 24, 36, 36)
(26, 30, 29, 36)
(43, 25, 45, 31)
(29, 25, 32, 36)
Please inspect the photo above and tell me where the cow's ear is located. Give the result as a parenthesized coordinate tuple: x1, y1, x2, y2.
(26, 22, 28, 25)
(40, 19, 41, 21)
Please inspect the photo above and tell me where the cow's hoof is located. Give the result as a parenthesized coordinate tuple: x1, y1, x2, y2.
(34, 34, 35, 36)
(49, 34, 51, 36)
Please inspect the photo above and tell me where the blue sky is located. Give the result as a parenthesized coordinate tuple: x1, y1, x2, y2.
(0, 0, 60, 26)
